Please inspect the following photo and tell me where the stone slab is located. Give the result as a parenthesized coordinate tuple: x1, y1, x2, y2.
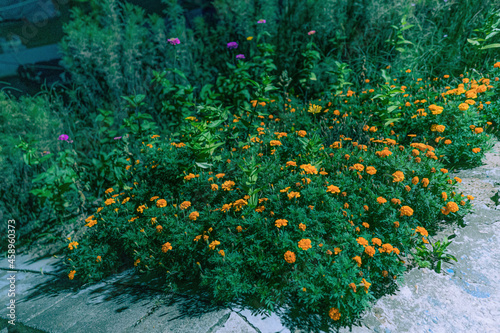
(214, 312, 258, 333)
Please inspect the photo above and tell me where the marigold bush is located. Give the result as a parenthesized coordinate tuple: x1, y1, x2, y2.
(63, 58, 500, 331)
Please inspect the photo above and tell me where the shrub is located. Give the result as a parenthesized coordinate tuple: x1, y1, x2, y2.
(63, 60, 498, 330)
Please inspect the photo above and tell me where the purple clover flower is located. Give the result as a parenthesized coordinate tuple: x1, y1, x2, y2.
(227, 41, 238, 49)
(168, 38, 180, 45)
(257, 19, 266, 24)
(58, 134, 69, 141)
(114, 136, 122, 140)
(236, 54, 245, 59)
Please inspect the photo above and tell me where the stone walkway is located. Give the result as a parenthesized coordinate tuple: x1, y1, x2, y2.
(1, 142, 499, 333)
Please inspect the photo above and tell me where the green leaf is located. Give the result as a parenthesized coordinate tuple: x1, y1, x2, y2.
(195, 162, 213, 169)
(485, 31, 499, 40)
(387, 105, 399, 113)
(434, 261, 442, 273)
(481, 43, 500, 50)
(309, 72, 317, 81)
(467, 38, 480, 46)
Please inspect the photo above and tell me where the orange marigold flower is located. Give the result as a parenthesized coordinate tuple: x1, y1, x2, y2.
(366, 166, 377, 175)
(429, 104, 444, 115)
(441, 168, 448, 173)
(474, 127, 483, 134)
(286, 161, 297, 167)
(86, 219, 97, 228)
(209, 240, 220, 250)
(184, 173, 196, 180)
(353, 256, 362, 267)
(381, 243, 394, 253)
(211, 184, 219, 191)
(377, 197, 387, 204)
(422, 178, 429, 187)
(162, 242, 173, 253)
(233, 199, 248, 212)
(134, 259, 140, 266)
(68, 270, 76, 280)
(236, 226, 243, 232)
(297, 130, 307, 137)
(458, 103, 469, 111)
(189, 211, 199, 221)
(363, 205, 369, 211)
(96, 256, 102, 263)
(356, 237, 369, 247)
(255, 206, 265, 213)
(446, 201, 459, 213)
(137, 204, 147, 213)
(105, 188, 114, 194)
(221, 203, 232, 212)
(349, 282, 357, 293)
(362, 278, 371, 293)
(298, 223, 306, 231)
(415, 226, 428, 237)
(68, 241, 79, 250)
(284, 251, 296, 263)
(156, 225, 163, 233)
(326, 250, 333, 255)
(391, 198, 401, 205)
(179, 201, 191, 210)
(334, 247, 342, 255)
(298, 239, 312, 251)
(392, 171, 404, 182)
(400, 206, 414, 217)
(435, 125, 446, 133)
(365, 246, 375, 257)
(105, 198, 116, 206)
(472, 148, 481, 153)
(362, 222, 370, 228)
(394, 221, 400, 228)
(329, 307, 341, 321)
(326, 185, 340, 194)
(372, 238, 382, 246)
(275, 219, 288, 228)
(155, 199, 167, 208)
(288, 191, 301, 200)
(221, 180, 235, 191)
(270, 140, 282, 146)
(300, 164, 318, 174)
(352, 163, 364, 171)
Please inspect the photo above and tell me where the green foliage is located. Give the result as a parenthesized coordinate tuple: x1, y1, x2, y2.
(413, 235, 457, 274)
(63, 58, 500, 330)
(0, 91, 65, 238)
(8, 1, 500, 331)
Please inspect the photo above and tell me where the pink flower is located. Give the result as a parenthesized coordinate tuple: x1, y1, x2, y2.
(257, 19, 266, 24)
(227, 42, 238, 49)
(168, 38, 180, 45)
(308, 30, 316, 35)
(58, 134, 69, 141)
(236, 54, 245, 59)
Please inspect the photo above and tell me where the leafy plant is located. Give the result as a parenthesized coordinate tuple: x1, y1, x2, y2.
(413, 235, 458, 273)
